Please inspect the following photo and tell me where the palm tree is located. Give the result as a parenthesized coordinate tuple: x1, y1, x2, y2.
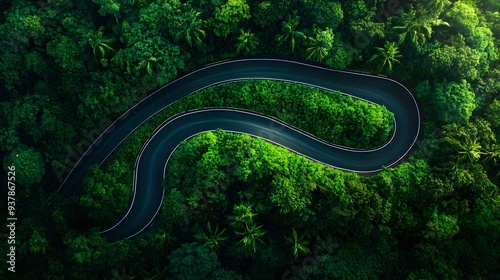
(284, 228, 311, 259)
(227, 203, 265, 253)
(235, 29, 259, 54)
(444, 134, 484, 163)
(392, 6, 449, 49)
(369, 41, 402, 72)
(87, 26, 114, 58)
(228, 203, 256, 228)
(174, 10, 205, 47)
(194, 222, 227, 250)
(234, 220, 266, 253)
(456, 138, 484, 163)
(136, 56, 158, 75)
(276, 10, 306, 53)
(306, 36, 329, 62)
(153, 231, 174, 250)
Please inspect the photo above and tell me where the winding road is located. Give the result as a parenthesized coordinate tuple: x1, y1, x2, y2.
(57, 59, 421, 243)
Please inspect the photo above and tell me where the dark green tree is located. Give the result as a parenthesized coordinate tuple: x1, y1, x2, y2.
(393, 6, 449, 49)
(194, 222, 227, 250)
(369, 41, 402, 72)
(433, 80, 476, 123)
(4, 145, 45, 187)
(210, 0, 250, 39)
(276, 11, 307, 53)
(92, 0, 121, 21)
(172, 10, 206, 47)
(86, 26, 114, 59)
(168, 243, 219, 280)
(284, 228, 311, 259)
(234, 220, 266, 253)
(235, 29, 259, 55)
(306, 28, 334, 62)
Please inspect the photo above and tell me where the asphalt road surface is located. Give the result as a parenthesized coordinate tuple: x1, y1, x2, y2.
(57, 59, 421, 242)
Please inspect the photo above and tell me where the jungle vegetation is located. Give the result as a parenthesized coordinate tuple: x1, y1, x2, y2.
(0, 0, 499, 279)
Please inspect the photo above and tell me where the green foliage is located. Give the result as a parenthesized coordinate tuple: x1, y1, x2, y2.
(323, 33, 348, 70)
(227, 204, 266, 254)
(0, 52, 25, 92)
(112, 21, 187, 86)
(76, 71, 126, 123)
(344, 0, 384, 44)
(165, 130, 394, 272)
(445, 1, 479, 35)
(270, 175, 315, 215)
(369, 41, 402, 73)
(3, 0, 500, 278)
(485, 11, 500, 37)
(408, 243, 459, 279)
(29, 230, 49, 254)
(210, 0, 250, 39)
(306, 27, 334, 62)
(168, 243, 241, 280)
(235, 29, 259, 55)
(300, 242, 385, 279)
(428, 36, 482, 81)
(486, 99, 500, 130)
(468, 26, 498, 60)
(194, 222, 227, 250)
(253, 0, 287, 28)
(441, 119, 497, 166)
(92, 0, 121, 19)
(443, 131, 484, 164)
(86, 26, 114, 59)
(168, 243, 219, 279)
(63, 229, 139, 275)
(426, 0, 451, 15)
(417, 78, 477, 125)
(228, 203, 257, 228)
(138, 0, 178, 31)
(392, 6, 449, 50)
(276, 11, 307, 53)
(434, 80, 476, 123)
(1, 2, 46, 47)
(170, 8, 206, 47)
(318, 1, 343, 29)
(79, 164, 130, 226)
(284, 228, 310, 259)
(46, 35, 85, 72)
(0, 126, 20, 152)
(234, 220, 266, 253)
(424, 212, 459, 240)
(302, 0, 343, 30)
(4, 145, 45, 186)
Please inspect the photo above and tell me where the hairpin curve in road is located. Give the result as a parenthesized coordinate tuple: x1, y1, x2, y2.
(56, 59, 421, 243)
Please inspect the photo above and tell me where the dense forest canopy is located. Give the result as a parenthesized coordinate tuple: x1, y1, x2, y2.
(0, 0, 499, 279)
